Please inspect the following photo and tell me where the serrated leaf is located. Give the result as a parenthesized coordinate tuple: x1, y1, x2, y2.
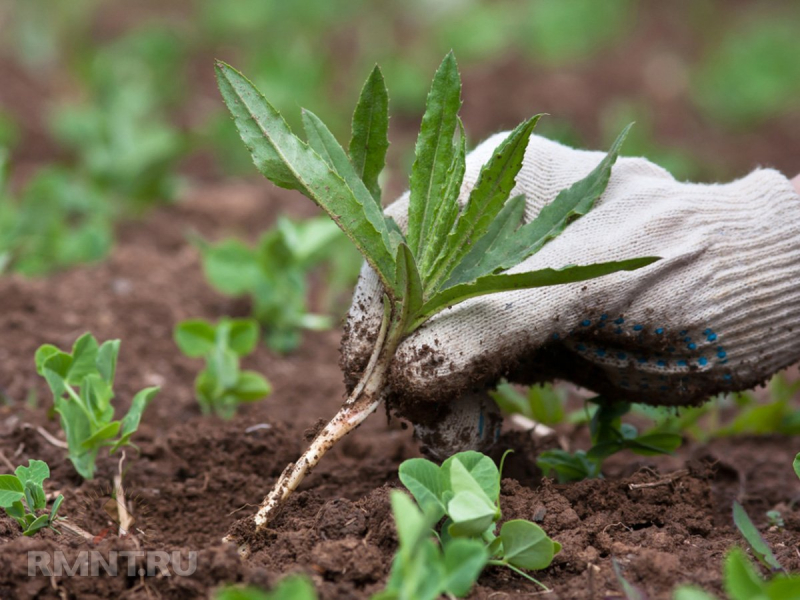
(448, 124, 632, 286)
(394, 243, 423, 327)
(111, 386, 159, 453)
(227, 319, 260, 356)
(398, 458, 445, 521)
(441, 538, 488, 597)
(448, 194, 526, 285)
(426, 115, 540, 293)
(732, 501, 782, 571)
(349, 65, 389, 205)
(175, 320, 217, 357)
(301, 109, 383, 226)
(0, 475, 24, 507)
(412, 257, 659, 331)
(14, 460, 49, 488)
(419, 118, 466, 278)
(232, 371, 271, 402)
(499, 519, 559, 571)
(215, 61, 397, 295)
(407, 51, 462, 260)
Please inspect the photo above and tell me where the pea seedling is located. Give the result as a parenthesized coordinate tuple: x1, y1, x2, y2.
(536, 400, 682, 482)
(216, 52, 658, 531)
(35, 333, 159, 479)
(0, 459, 64, 536)
(395, 450, 560, 592)
(174, 318, 271, 418)
(195, 216, 359, 353)
(214, 576, 317, 600)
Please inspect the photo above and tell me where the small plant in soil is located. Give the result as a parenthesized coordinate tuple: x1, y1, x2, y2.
(216, 51, 658, 531)
(195, 216, 359, 353)
(215, 576, 317, 600)
(174, 318, 271, 418)
(35, 332, 160, 479)
(393, 450, 560, 594)
(536, 400, 682, 482)
(0, 459, 64, 536)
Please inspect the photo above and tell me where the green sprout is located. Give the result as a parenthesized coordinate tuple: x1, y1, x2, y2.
(35, 333, 159, 479)
(535, 401, 682, 482)
(215, 52, 658, 531)
(174, 318, 271, 419)
(389, 450, 560, 595)
(214, 576, 317, 600)
(195, 216, 359, 353)
(0, 459, 64, 536)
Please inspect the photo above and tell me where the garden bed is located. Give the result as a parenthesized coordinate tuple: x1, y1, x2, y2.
(1, 185, 798, 599)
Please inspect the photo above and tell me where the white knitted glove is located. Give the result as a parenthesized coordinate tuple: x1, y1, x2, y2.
(341, 133, 800, 455)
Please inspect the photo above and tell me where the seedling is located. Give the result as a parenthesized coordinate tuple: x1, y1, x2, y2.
(491, 381, 566, 426)
(174, 318, 271, 418)
(35, 333, 159, 479)
(536, 400, 682, 482)
(214, 576, 317, 600)
(397, 450, 560, 591)
(216, 52, 658, 531)
(672, 548, 800, 600)
(0, 459, 64, 536)
(195, 216, 359, 353)
(732, 500, 783, 572)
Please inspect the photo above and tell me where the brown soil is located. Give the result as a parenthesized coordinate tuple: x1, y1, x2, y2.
(0, 184, 799, 600)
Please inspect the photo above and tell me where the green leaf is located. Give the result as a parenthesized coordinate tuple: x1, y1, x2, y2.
(0, 475, 24, 507)
(23, 514, 50, 536)
(14, 460, 49, 487)
(81, 421, 121, 450)
(232, 371, 271, 402)
(442, 451, 500, 504)
(301, 109, 382, 225)
(490, 382, 532, 418)
(111, 386, 159, 452)
(449, 194, 526, 286)
(398, 458, 446, 521)
(25, 480, 46, 511)
(447, 491, 497, 537)
(175, 320, 217, 357)
(413, 258, 659, 331)
(794, 453, 800, 481)
(536, 449, 596, 482)
(627, 433, 682, 456)
(390, 490, 432, 555)
(426, 115, 540, 292)
(441, 538, 489, 597)
(418, 119, 466, 278)
(50, 494, 64, 523)
(450, 123, 632, 285)
(215, 61, 397, 296)
(96, 340, 120, 384)
(34, 345, 60, 376)
(349, 65, 389, 206)
(499, 519, 560, 571)
(41, 351, 74, 399)
(672, 586, 719, 600)
(227, 319, 260, 356)
(393, 243, 423, 329)
(723, 547, 766, 600)
(199, 238, 261, 296)
(732, 501, 782, 572)
(407, 51, 462, 260)
(68, 333, 100, 384)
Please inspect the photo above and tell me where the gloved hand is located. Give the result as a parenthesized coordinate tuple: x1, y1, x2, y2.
(341, 133, 800, 456)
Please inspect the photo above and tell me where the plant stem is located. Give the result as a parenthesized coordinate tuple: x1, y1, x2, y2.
(253, 303, 398, 531)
